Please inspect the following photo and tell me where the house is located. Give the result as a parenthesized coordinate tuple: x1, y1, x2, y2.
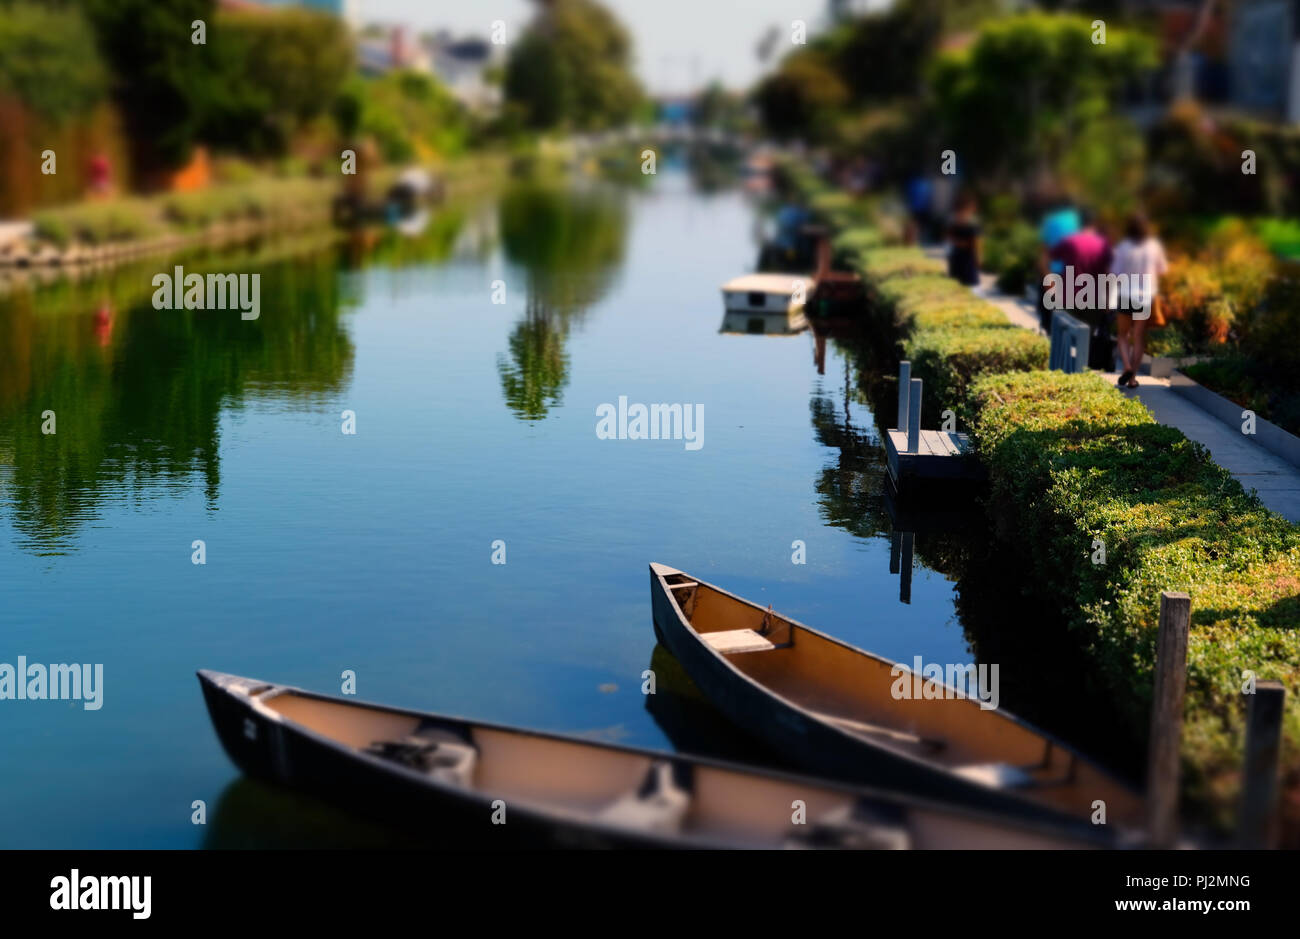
(1229, 0, 1300, 122)
(426, 32, 503, 112)
(357, 25, 434, 77)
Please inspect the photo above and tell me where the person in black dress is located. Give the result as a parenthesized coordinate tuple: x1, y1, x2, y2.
(946, 192, 981, 287)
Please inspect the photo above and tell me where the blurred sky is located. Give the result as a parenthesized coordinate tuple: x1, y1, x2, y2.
(361, 0, 891, 95)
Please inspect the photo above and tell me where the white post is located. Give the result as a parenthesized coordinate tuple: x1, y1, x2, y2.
(907, 378, 922, 454)
(897, 361, 911, 430)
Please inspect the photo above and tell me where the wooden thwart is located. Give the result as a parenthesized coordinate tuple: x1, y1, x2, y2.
(701, 628, 780, 654)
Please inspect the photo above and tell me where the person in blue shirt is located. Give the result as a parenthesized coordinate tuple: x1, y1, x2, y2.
(905, 176, 934, 245)
(1037, 202, 1081, 331)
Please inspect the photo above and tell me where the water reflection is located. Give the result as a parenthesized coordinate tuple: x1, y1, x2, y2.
(643, 643, 792, 769)
(0, 237, 355, 554)
(718, 310, 808, 335)
(495, 183, 629, 421)
(808, 334, 889, 544)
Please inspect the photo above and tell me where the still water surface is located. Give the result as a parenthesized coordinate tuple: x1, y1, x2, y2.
(0, 169, 974, 846)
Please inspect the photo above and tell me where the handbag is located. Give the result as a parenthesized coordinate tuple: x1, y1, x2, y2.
(1150, 295, 1168, 328)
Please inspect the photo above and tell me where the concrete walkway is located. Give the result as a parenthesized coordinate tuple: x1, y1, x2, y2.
(918, 249, 1300, 520)
(1100, 373, 1300, 522)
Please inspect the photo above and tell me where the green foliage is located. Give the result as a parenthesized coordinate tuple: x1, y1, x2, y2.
(504, 0, 643, 132)
(80, 0, 218, 170)
(34, 198, 159, 245)
(858, 246, 945, 282)
(32, 176, 336, 245)
(753, 51, 849, 144)
(906, 325, 1047, 415)
(1255, 218, 1300, 259)
(0, 2, 106, 122)
(347, 71, 468, 163)
(969, 370, 1300, 827)
(981, 221, 1040, 295)
(827, 208, 1047, 421)
(202, 7, 353, 155)
(929, 13, 1156, 185)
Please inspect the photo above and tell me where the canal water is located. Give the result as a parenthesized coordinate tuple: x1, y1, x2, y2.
(0, 166, 976, 847)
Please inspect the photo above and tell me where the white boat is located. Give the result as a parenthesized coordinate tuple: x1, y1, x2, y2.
(720, 273, 812, 315)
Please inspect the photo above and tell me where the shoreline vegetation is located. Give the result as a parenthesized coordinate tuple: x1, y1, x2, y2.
(0, 154, 510, 292)
(781, 157, 1299, 841)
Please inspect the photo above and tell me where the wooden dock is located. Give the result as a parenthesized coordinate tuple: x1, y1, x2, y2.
(885, 362, 985, 489)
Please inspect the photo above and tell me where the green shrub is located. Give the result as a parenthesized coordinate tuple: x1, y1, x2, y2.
(859, 246, 945, 282)
(969, 369, 1300, 829)
(905, 325, 1047, 416)
(832, 226, 884, 264)
(981, 220, 1039, 295)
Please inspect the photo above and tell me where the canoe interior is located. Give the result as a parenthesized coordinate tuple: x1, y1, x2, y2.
(255, 686, 1088, 848)
(657, 569, 1144, 827)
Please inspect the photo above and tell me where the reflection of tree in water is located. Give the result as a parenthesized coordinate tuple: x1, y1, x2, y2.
(495, 183, 628, 420)
(0, 244, 354, 553)
(497, 295, 570, 421)
(808, 335, 890, 541)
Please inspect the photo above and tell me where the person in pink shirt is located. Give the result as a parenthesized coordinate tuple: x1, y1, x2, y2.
(1049, 210, 1113, 369)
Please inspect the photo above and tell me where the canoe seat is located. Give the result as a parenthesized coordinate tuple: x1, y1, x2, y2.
(701, 628, 784, 654)
(952, 761, 1036, 790)
(596, 761, 690, 835)
(364, 735, 478, 788)
(788, 802, 911, 850)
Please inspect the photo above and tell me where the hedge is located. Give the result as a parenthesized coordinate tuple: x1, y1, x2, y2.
(839, 242, 1048, 418)
(969, 369, 1300, 832)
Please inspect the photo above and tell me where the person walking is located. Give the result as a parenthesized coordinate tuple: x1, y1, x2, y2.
(1037, 198, 1081, 333)
(945, 191, 981, 287)
(1049, 209, 1113, 369)
(904, 175, 934, 245)
(1109, 212, 1168, 389)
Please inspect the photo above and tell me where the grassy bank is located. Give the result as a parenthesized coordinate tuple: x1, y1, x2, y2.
(14, 155, 509, 258)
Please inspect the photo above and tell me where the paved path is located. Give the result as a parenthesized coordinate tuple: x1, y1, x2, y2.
(917, 248, 1300, 520)
(1099, 373, 1300, 522)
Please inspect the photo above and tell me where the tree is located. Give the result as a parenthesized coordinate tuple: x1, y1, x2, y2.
(203, 8, 354, 156)
(753, 51, 849, 143)
(80, 0, 218, 177)
(0, 2, 106, 123)
(504, 0, 643, 131)
(928, 13, 1157, 189)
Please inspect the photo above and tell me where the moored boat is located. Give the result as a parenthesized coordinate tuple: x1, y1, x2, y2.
(648, 563, 1146, 832)
(198, 669, 1113, 849)
(721, 273, 812, 315)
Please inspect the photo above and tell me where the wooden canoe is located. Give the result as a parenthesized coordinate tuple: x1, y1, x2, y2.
(198, 669, 1110, 849)
(649, 563, 1146, 832)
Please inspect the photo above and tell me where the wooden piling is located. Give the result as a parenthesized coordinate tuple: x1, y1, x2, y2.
(889, 529, 901, 575)
(1146, 590, 1190, 847)
(897, 361, 911, 430)
(899, 532, 914, 604)
(1238, 680, 1285, 848)
(907, 378, 922, 455)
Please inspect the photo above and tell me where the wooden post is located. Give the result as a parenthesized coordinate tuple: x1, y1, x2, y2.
(1238, 681, 1285, 848)
(1146, 591, 1190, 847)
(897, 361, 911, 429)
(907, 378, 922, 454)
(899, 532, 914, 604)
(889, 529, 901, 574)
